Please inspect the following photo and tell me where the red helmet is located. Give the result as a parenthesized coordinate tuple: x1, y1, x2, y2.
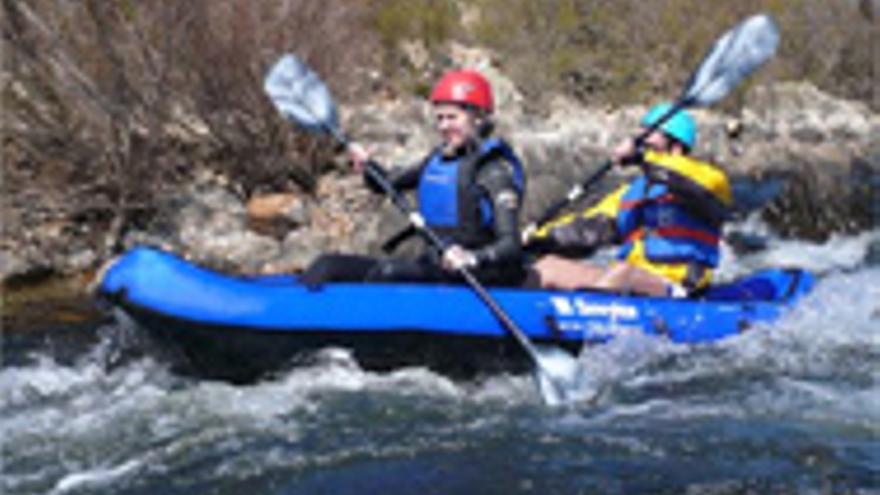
(430, 70, 494, 113)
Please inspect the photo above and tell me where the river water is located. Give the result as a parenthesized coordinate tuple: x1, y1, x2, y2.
(3, 223, 879, 495)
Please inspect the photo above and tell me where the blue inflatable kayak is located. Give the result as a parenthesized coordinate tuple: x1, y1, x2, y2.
(97, 246, 814, 382)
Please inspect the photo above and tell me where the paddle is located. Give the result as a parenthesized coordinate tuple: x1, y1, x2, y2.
(264, 54, 583, 406)
(523, 13, 781, 240)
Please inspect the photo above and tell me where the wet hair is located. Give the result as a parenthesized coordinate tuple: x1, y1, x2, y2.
(477, 119, 495, 138)
(466, 105, 494, 138)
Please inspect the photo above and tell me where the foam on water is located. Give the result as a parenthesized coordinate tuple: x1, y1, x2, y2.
(50, 460, 143, 495)
(719, 217, 880, 278)
(1, 341, 540, 493)
(3, 228, 878, 493)
(570, 232, 880, 432)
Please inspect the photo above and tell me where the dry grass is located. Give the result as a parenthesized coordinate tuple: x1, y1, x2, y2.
(2, 0, 378, 254)
(459, 0, 876, 111)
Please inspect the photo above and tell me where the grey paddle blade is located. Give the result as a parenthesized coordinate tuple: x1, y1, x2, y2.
(683, 14, 780, 106)
(264, 54, 339, 133)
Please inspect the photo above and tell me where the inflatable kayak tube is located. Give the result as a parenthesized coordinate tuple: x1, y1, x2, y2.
(97, 246, 814, 382)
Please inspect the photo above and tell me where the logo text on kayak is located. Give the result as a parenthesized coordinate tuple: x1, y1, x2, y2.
(549, 296, 639, 320)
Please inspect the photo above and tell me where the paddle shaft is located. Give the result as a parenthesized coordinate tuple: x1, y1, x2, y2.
(529, 99, 693, 230)
(264, 13, 779, 404)
(360, 161, 548, 364)
(527, 12, 782, 232)
(263, 63, 564, 379)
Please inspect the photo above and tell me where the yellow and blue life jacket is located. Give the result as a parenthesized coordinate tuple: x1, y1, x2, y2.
(616, 151, 732, 270)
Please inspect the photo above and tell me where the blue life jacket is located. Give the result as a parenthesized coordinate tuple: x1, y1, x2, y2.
(615, 176, 722, 266)
(417, 138, 525, 246)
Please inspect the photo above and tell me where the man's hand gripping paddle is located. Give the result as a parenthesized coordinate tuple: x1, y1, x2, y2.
(523, 14, 780, 241)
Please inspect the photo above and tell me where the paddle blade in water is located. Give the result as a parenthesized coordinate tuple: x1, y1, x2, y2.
(683, 14, 780, 106)
(264, 54, 339, 133)
(533, 345, 591, 406)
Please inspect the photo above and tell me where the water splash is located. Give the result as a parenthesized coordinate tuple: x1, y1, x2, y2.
(3, 227, 879, 493)
(720, 219, 879, 278)
(50, 460, 143, 495)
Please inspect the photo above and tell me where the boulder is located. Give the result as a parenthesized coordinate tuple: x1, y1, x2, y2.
(246, 192, 310, 239)
(2, 80, 878, 284)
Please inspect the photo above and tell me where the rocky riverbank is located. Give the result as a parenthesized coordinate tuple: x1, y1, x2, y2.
(2, 79, 878, 325)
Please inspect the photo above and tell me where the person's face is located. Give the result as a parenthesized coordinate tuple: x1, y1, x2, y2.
(641, 128, 684, 155)
(642, 128, 673, 152)
(433, 104, 478, 153)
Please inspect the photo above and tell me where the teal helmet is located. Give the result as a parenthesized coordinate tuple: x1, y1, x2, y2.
(641, 102, 697, 150)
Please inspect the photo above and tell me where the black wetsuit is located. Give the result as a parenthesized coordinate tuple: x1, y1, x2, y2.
(301, 139, 525, 287)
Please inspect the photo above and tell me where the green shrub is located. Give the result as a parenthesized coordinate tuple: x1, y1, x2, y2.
(460, 0, 875, 110)
(371, 0, 459, 49)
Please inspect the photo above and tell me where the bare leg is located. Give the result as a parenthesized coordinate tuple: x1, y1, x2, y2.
(533, 255, 606, 290)
(595, 262, 669, 296)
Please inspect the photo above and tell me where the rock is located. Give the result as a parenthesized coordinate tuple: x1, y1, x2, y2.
(745, 82, 875, 142)
(274, 229, 334, 273)
(179, 227, 280, 274)
(344, 99, 432, 166)
(0, 250, 29, 281)
(790, 126, 825, 145)
(759, 151, 880, 240)
(65, 247, 97, 273)
(122, 184, 282, 273)
(341, 80, 878, 242)
(246, 192, 310, 239)
(247, 192, 307, 222)
(849, 148, 880, 230)
(3, 78, 878, 284)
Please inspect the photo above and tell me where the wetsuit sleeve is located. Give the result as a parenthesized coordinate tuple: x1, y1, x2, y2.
(642, 150, 732, 226)
(527, 184, 625, 256)
(471, 159, 523, 266)
(363, 158, 424, 194)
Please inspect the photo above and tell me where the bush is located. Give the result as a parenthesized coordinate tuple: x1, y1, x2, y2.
(1, 0, 874, 265)
(464, 0, 876, 111)
(1, 0, 379, 255)
(367, 0, 460, 97)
